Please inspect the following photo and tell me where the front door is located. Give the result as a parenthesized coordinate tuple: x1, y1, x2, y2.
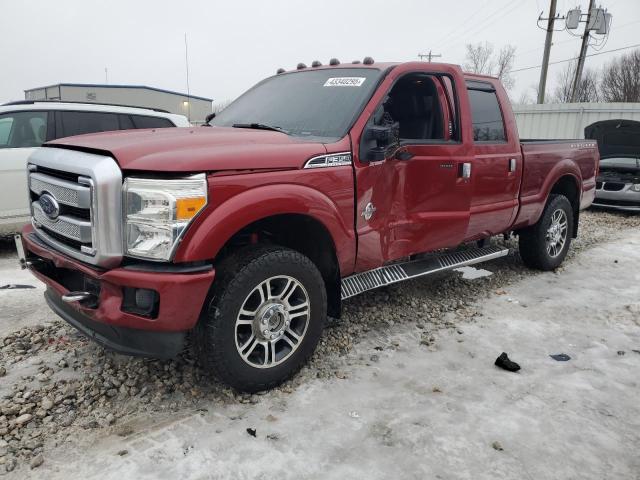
(352, 63, 474, 272)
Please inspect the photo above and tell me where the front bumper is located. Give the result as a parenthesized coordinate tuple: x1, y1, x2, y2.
(593, 184, 640, 212)
(18, 225, 215, 358)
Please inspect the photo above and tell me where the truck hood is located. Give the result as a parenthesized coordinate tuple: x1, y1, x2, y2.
(584, 119, 640, 160)
(46, 127, 328, 172)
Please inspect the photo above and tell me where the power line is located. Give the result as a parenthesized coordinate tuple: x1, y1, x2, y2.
(449, 1, 524, 50)
(509, 42, 640, 73)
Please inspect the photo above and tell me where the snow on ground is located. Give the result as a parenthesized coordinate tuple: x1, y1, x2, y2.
(7, 230, 637, 479)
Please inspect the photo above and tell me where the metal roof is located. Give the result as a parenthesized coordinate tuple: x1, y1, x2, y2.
(24, 83, 213, 102)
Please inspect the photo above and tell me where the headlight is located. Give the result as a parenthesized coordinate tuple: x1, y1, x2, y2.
(632, 184, 640, 192)
(123, 174, 207, 261)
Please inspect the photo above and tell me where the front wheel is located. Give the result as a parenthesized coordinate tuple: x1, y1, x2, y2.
(197, 245, 327, 392)
(519, 194, 574, 271)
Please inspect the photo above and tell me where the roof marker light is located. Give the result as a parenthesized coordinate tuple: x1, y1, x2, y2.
(276, 68, 285, 74)
(297, 63, 307, 70)
(363, 57, 374, 65)
(311, 60, 322, 67)
(329, 58, 340, 66)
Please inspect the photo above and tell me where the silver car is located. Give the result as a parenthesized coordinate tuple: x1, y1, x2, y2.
(586, 119, 640, 212)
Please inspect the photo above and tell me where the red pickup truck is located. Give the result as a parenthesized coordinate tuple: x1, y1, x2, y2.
(17, 60, 598, 392)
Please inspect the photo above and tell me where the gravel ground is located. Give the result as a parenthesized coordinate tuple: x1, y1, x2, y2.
(0, 209, 639, 476)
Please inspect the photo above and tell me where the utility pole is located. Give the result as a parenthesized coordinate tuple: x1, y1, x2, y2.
(537, 0, 558, 104)
(571, 0, 595, 103)
(418, 50, 442, 62)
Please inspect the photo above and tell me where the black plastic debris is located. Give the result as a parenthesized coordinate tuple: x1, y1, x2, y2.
(617, 351, 625, 356)
(632, 350, 640, 355)
(246, 428, 257, 437)
(549, 353, 571, 362)
(494, 352, 520, 372)
(0, 284, 35, 290)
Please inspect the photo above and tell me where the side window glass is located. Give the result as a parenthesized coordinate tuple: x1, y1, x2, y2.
(60, 112, 119, 137)
(131, 116, 174, 129)
(382, 74, 447, 141)
(467, 85, 506, 142)
(0, 116, 13, 147)
(0, 111, 48, 149)
(118, 114, 135, 130)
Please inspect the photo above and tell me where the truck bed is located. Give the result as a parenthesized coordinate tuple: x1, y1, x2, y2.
(513, 139, 599, 230)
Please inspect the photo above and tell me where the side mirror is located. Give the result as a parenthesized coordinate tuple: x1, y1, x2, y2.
(361, 122, 399, 162)
(205, 112, 216, 124)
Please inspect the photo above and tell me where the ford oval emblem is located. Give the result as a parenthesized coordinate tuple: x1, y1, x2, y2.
(39, 193, 60, 220)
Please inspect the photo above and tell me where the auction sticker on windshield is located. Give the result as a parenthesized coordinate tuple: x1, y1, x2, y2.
(323, 77, 366, 87)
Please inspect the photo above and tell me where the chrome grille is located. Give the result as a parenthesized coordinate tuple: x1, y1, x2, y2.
(32, 202, 92, 243)
(27, 148, 123, 268)
(29, 172, 91, 207)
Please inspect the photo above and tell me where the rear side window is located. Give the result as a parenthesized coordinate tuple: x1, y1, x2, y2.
(467, 85, 506, 142)
(59, 111, 119, 137)
(0, 111, 48, 148)
(131, 115, 174, 129)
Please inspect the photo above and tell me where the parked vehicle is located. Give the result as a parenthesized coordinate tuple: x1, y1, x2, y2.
(0, 101, 190, 235)
(586, 119, 640, 212)
(16, 60, 599, 392)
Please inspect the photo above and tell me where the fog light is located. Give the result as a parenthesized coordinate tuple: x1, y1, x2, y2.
(631, 184, 640, 192)
(122, 287, 159, 317)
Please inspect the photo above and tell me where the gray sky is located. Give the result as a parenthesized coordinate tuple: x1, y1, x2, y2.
(2, 0, 639, 106)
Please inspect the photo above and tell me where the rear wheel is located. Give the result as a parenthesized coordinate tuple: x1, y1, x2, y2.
(197, 245, 326, 392)
(519, 194, 574, 271)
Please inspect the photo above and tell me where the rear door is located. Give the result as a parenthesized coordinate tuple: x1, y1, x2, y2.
(464, 80, 522, 239)
(352, 63, 474, 271)
(0, 110, 51, 221)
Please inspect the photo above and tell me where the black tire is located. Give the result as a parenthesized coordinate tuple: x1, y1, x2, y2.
(519, 194, 574, 271)
(197, 245, 326, 392)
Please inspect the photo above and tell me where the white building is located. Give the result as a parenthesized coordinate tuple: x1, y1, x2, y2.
(513, 103, 640, 139)
(24, 83, 212, 124)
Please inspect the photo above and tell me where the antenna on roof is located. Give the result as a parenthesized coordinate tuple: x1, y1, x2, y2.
(184, 33, 191, 122)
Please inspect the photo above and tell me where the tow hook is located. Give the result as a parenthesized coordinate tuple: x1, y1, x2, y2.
(62, 291, 98, 307)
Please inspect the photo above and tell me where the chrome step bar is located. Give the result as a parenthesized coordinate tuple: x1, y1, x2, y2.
(341, 245, 509, 300)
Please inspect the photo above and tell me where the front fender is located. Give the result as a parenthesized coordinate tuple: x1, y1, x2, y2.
(173, 183, 356, 275)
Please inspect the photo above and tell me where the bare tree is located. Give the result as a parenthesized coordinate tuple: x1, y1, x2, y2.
(464, 42, 495, 75)
(464, 42, 517, 90)
(551, 60, 599, 103)
(600, 49, 640, 102)
(495, 45, 517, 91)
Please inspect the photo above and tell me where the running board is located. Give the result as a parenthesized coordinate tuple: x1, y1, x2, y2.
(341, 246, 509, 300)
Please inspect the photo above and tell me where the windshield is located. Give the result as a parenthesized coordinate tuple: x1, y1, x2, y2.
(600, 157, 640, 168)
(211, 68, 382, 141)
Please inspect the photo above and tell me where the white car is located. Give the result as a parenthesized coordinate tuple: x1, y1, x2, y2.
(0, 101, 190, 235)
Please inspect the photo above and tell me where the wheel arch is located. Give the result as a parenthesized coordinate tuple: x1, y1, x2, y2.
(215, 213, 343, 318)
(549, 173, 581, 238)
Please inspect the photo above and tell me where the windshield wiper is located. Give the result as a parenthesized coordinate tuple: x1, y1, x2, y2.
(232, 123, 289, 135)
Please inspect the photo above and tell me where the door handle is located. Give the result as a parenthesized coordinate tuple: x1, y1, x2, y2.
(509, 158, 517, 172)
(460, 162, 472, 179)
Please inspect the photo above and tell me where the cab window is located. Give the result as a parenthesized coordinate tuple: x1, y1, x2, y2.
(466, 82, 506, 142)
(0, 111, 48, 148)
(373, 73, 457, 143)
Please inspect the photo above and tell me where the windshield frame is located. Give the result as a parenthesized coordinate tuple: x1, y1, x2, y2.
(210, 66, 391, 142)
